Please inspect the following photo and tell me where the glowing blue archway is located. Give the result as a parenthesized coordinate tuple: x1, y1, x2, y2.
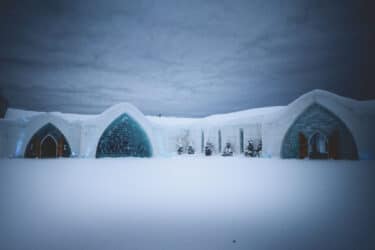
(96, 113, 152, 158)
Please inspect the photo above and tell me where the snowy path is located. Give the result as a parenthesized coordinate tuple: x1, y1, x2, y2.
(0, 158, 374, 250)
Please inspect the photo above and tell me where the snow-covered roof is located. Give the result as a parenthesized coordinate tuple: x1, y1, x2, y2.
(4, 108, 97, 122)
(148, 106, 285, 128)
(3, 90, 375, 128)
(288, 89, 375, 116)
(5, 108, 41, 120)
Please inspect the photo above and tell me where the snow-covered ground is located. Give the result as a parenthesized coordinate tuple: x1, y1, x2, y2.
(0, 158, 374, 250)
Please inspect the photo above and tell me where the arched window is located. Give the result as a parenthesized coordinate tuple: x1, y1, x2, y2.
(96, 113, 152, 158)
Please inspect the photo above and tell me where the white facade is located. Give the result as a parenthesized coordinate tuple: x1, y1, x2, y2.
(1, 90, 375, 159)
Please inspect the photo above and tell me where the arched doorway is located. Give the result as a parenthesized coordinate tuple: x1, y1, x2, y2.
(25, 123, 72, 158)
(308, 132, 328, 159)
(96, 113, 152, 158)
(281, 103, 358, 160)
(40, 135, 57, 158)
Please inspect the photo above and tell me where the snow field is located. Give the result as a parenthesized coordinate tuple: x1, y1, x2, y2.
(0, 157, 374, 250)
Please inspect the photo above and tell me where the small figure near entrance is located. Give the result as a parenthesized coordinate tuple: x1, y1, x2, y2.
(222, 142, 233, 156)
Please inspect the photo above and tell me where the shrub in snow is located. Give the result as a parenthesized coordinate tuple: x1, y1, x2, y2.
(245, 139, 262, 157)
(177, 144, 184, 155)
(222, 142, 233, 156)
(205, 142, 214, 156)
(187, 145, 195, 154)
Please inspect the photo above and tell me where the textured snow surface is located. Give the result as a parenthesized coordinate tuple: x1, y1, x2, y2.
(0, 157, 374, 250)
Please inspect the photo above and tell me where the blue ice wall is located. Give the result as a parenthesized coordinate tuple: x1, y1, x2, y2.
(281, 103, 358, 159)
(96, 114, 152, 158)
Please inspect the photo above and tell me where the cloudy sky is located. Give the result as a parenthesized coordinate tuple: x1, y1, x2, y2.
(0, 0, 374, 116)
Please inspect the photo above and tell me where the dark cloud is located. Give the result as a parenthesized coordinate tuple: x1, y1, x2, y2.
(0, 0, 374, 116)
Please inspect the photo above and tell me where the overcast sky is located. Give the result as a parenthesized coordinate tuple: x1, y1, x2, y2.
(0, 0, 374, 116)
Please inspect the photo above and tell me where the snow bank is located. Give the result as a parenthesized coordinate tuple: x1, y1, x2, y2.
(0, 158, 374, 250)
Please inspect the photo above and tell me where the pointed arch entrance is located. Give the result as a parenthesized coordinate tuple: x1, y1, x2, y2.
(40, 135, 58, 158)
(308, 132, 328, 159)
(281, 104, 358, 160)
(25, 123, 72, 158)
(96, 113, 152, 158)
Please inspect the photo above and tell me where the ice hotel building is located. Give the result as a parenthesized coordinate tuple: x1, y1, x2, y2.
(0, 90, 374, 160)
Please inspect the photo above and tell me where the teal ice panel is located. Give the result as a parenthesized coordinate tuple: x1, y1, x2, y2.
(96, 114, 152, 158)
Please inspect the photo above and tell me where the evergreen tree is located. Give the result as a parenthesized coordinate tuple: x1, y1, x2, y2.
(245, 140, 255, 157)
